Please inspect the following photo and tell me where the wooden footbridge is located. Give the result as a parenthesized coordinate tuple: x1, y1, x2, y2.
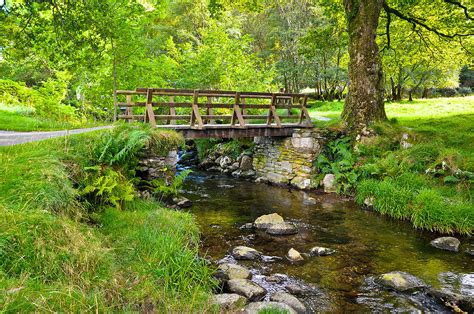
(116, 88, 313, 138)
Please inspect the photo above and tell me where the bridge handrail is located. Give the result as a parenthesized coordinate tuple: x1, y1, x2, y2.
(115, 88, 312, 129)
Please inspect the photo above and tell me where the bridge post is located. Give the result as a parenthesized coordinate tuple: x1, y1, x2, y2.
(168, 96, 176, 125)
(267, 93, 281, 127)
(125, 95, 132, 123)
(190, 90, 204, 129)
(299, 95, 312, 126)
(144, 88, 157, 127)
(231, 92, 246, 128)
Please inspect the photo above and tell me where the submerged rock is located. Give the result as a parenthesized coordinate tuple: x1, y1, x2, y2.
(227, 279, 267, 301)
(287, 248, 304, 262)
(322, 174, 337, 193)
(430, 237, 460, 252)
(465, 245, 474, 256)
(266, 222, 298, 235)
(376, 271, 427, 292)
(265, 274, 287, 283)
(239, 223, 255, 230)
(309, 246, 336, 256)
(285, 283, 307, 296)
(242, 301, 296, 314)
(232, 246, 261, 260)
(172, 196, 192, 208)
(254, 213, 284, 230)
(211, 293, 247, 310)
(216, 263, 251, 280)
(270, 292, 306, 314)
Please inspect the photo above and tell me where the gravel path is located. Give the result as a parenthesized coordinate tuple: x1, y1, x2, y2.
(0, 126, 112, 146)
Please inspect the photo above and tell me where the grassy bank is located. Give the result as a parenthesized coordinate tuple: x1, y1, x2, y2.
(0, 106, 103, 131)
(0, 126, 215, 311)
(310, 97, 474, 235)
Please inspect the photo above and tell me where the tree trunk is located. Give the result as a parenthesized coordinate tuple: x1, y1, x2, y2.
(408, 90, 413, 101)
(422, 87, 428, 98)
(342, 0, 386, 131)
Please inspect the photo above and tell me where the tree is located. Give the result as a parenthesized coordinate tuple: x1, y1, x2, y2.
(342, 0, 473, 131)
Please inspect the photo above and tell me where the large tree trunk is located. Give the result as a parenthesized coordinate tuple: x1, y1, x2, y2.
(342, 0, 387, 131)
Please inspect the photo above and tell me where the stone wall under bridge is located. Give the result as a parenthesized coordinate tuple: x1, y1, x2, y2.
(253, 129, 326, 189)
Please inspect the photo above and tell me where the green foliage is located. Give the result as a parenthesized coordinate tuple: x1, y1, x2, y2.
(315, 137, 359, 193)
(81, 166, 135, 209)
(151, 169, 192, 199)
(195, 138, 222, 161)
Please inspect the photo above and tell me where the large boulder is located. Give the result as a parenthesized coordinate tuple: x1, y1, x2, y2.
(227, 279, 267, 301)
(322, 174, 337, 193)
(266, 222, 298, 235)
(232, 246, 261, 260)
(216, 263, 251, 280)
(242, 302, 296, 314)
(287, 248, 304, 262)
(309, 246, 336, 256)
(220, 156, 233, 168)
(254, 213, 284, 230)
(211, 293, 247, 311)
(240, 155, 253, 171)
(376, 271, 427, 292)
(430, 237, 460, 252)
(270, 292, 306, 314)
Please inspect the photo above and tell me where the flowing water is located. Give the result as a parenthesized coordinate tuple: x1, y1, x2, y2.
(181, 170, 474, 312)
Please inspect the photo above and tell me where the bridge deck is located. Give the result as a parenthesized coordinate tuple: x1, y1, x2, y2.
(115, 88, 313, 138)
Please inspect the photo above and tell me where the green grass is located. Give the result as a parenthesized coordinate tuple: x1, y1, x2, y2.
(0, 107, 103, 131)
(310, 96, 474, 235)
(0, 132, 214, 311)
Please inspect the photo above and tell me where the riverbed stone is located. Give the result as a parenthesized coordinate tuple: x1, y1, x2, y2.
(266, 222, 298, 235)
(309, 246, 336, 256)
(239, 223, 255, 230)
(270, 292, 306, 314)
(254, 213, 285, 229)
(287, 248, 304, 262)
(240, 155, 253, 171)
(322, 174, 337, 193)
(211, 293, 247, 310)
(217, 263, 251, 281)
(465, 245, 474, 256)
(242, 302, 296, 314)
(172, 196, 192, 208)
(232, 246, 261, 260)
(227, 279, 267, 301)
(376, 271, 427, 292)
(430, 237, 460, 252)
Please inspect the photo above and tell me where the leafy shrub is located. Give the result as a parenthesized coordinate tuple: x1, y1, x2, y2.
(315, 137, 359, 193)
(80, 124, 183, 210)
(81, 166, 135, 209)
(150, 169, 192, 201)
(194, 138, 222, 161)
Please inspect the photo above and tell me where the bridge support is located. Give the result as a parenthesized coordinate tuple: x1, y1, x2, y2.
(253, 129, 326, 189)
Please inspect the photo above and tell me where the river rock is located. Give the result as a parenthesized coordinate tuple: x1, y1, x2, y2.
(430, 237, 460, 252)
(376, 271, 427, 292)
(239, 223, 255, 230)
(254, 213, 284, 229)
(266, 222, 298, 235)
(232, 246, 261, 260)
(240, 155, 253, 171)
(265, 274, 287, 283)
(217, 263, 251, 280)
(229, 162, 240, 171)
(220, 156, 233, 168)
(465, 245, 474, 256)
(287, 248, 304, 262)
(322, 174, 337, 193)
(211, 293, 247, 310)
(242, 302, 296, 314)
(270, 292, 306, 314)
(227, 279, 267, 301)
(172, 196, 192, 208)
(309, 246, 336, 256)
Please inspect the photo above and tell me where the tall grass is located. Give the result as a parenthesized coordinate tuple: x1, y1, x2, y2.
(0, 129, 214, 311)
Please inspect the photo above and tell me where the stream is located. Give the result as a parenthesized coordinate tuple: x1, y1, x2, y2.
(180, 170, 474, 312)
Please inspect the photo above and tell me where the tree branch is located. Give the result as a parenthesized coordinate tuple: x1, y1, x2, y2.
(383, 2, 474, 39)
(444, 0, 473, 20)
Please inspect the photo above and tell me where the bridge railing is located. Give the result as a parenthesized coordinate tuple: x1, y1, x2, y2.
(115, 88, 312, 129)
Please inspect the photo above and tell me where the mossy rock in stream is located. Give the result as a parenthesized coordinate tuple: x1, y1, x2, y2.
(376, 271, 427, 292)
